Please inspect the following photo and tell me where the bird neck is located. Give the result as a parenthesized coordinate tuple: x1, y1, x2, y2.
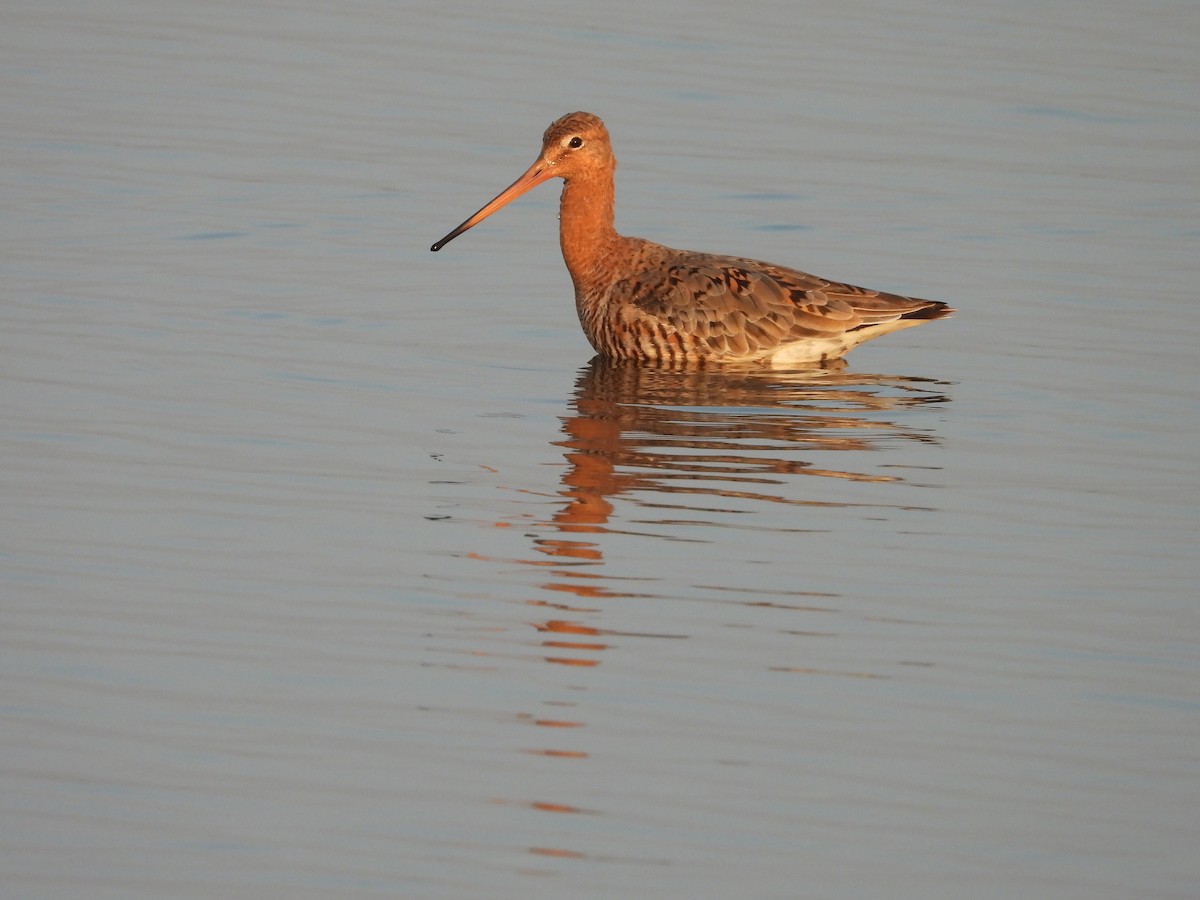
(558, 171, 620, 295)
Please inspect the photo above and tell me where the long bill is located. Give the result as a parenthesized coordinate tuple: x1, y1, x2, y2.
(430, 158, 557, 251)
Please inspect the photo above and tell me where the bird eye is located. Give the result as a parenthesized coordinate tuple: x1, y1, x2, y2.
(568, 136, 584, 149)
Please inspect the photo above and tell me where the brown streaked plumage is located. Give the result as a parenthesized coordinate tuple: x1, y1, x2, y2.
(431, 112, 953, 365)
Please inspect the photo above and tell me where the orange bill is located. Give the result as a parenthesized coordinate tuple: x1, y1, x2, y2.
(431, 158, 556, 251)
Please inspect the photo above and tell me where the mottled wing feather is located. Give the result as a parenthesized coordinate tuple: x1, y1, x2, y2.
(610, 250, 936, 356)
(599, 245, 952, 361)
(730, 256, 937, 323)
(609, 262, 800, 358)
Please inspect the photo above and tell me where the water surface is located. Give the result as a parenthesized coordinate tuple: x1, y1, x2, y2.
(3, 1, 1198, 897)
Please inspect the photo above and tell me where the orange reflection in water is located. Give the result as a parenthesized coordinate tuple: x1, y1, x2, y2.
(531, 801, 586, 814)
(535, 619, 600, 635)
(459, 358, 951, 860)
(544, 656, 601, 667)
(529, 846, 587, 859)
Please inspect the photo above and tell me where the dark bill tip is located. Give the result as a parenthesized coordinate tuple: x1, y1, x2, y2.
(430, 225, 467, 252)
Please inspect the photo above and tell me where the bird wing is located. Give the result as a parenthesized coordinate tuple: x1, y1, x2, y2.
(608, 253, 934, 359)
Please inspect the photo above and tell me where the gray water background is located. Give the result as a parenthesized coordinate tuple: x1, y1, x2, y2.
(3, 1, 1198, 897)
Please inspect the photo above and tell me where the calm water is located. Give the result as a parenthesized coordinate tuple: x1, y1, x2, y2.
(4, 1, 1198, 897)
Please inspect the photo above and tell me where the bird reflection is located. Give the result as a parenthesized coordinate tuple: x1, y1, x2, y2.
(524, 356, 950, 662)
(510, 357, 951, 856)
(538, 356, 951, 552)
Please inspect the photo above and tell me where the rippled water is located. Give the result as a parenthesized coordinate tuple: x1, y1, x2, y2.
(4, 0, 1198, 897)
